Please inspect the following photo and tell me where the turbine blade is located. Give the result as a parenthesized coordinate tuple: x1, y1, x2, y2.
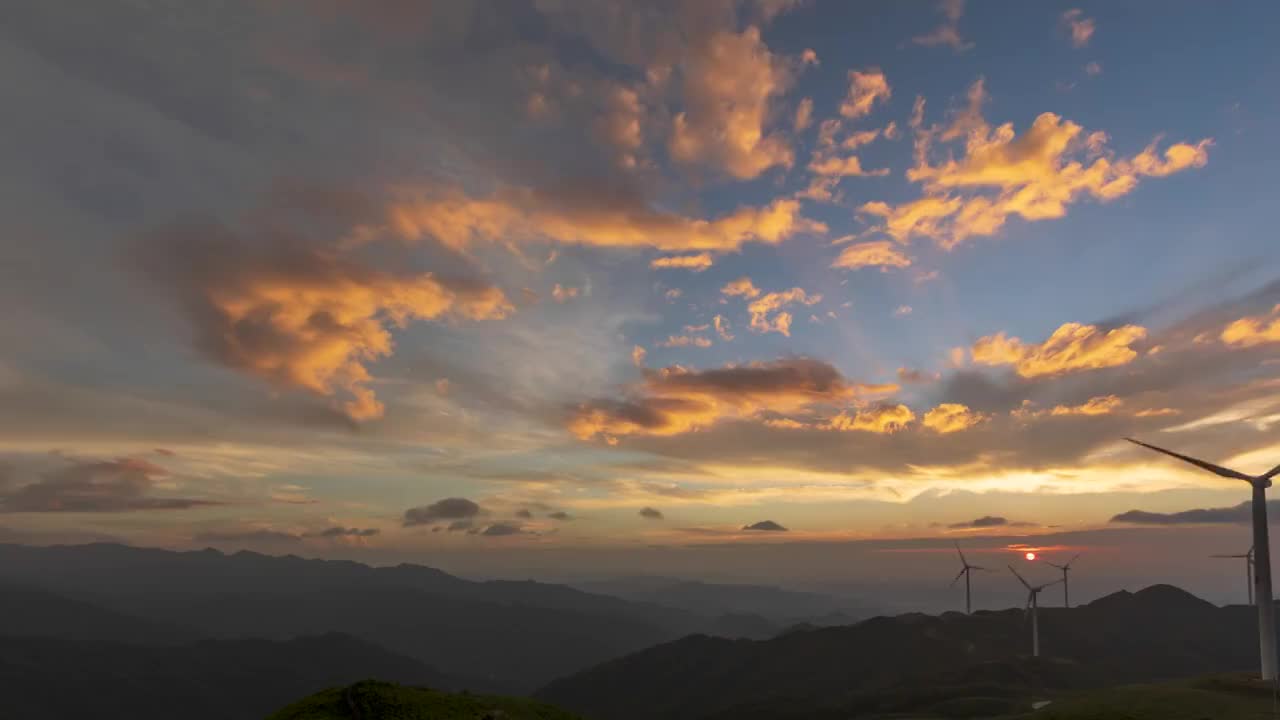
(1046, 562, 1064, 570)
(950, 568, 967, 587)
(1125, 438, 1255, 482)
(1068, 553, 1082, 567)
(954, 541, 968, 566)
(970, 565, 990, 571)
(1008, 564, 1031, 589)
(1262, 463, 1280, 481)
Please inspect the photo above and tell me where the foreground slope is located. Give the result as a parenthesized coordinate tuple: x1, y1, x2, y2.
(268, 680, 582, 720)
(538, 585, 1264, 720)
(1027, 674, 1276, 720)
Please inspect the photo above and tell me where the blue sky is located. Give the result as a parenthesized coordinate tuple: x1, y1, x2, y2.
(1, 1, 1279, 599)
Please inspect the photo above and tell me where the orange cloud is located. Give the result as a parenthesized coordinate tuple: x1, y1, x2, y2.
(714, 315, 734, 341)
(567, 358, 898, 442)
(922, 403, 987, 433)
(657, 335, 713, 348)
(390, 189, 825, 254)
(722, 277, 762, 299)
(632, 345, 648, 367)
(669, 26, 794, 179)
(1051, 395, 1123, 416)
(651, 253, 715, 272)
(1062, 9, 1095, 48)
(832, 240, 913, 271)
(861, 79, 1212, 248)
(552, 284, 580, 303)
(198, 254, 510, 421)
(597, 84, 645, 169)
(826, 404, 915, 433)
(747, 288, 821, 336)
(971, 322, 1147, 378)
(794, 97, 814, 131)
(807, 153, 890, 177)
(1221, 304, 1280, 348)
(839, 69, 891, 119)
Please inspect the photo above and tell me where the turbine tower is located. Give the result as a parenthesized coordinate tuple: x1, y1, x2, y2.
(1046, 554, 1081, 608)
(1009, 565, 1061, 658)
(1127, 437, 1280, 681)
(950, 541, 987, 614)
(1211, 546, 1255, 605)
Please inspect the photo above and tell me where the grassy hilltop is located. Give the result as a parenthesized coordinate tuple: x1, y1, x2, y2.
(267, 680, 583, 720)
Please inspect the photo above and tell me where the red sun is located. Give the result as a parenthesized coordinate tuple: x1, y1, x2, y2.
(1025, 552, 1037, 561)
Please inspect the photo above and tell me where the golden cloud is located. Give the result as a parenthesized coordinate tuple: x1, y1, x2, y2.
(722, 276, 762, 299)
(839, 69, 891, 119)
(567, 358, 898, 442)
(390, 189, 825, 253)
(826, 404, 915, 433)
(186, 248, 510, 421)
(1221, 305, 1280, 348)
(714, 315, 734, 341)
(794, 97, 814, 131)
(831, 240, 913, 271)
(1051, 395, 1123, 416)
(1062, 9, 1095, 48)
(669, 26, 794, 179)
(747, 288, 821, 336)
(922, 403, 987, 433)
(650, 253, 715, 272)
(807, 153, 890, 177)
(861, 79, 1212, 248)
(971, 322, 1147, 378)
(657, 335, 713, 348)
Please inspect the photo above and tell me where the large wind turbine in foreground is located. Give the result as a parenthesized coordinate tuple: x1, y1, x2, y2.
(1046, 554, 1081, 608)
(951, 541, 987, 614)
(1127, 437, 1280, 681)
(1009, 565, 1061, 658)
(1212, 546, 1255, 605)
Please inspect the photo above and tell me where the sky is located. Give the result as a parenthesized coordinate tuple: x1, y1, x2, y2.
(1, 0, 1279, 606)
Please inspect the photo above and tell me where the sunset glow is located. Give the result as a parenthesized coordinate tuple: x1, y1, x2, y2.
(0, 1, 1277, 591)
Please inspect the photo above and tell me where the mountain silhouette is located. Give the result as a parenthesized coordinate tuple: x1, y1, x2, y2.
(537, 585, 1266, 720)
(0, 632, 446, 720)
(267, 679, 582, 720)
(0, 542, 718, 691)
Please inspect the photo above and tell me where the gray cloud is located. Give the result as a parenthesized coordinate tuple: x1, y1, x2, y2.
(1110, 502, 1263, 525)
(403, 497, 483, 527)
(1, 457, 219, 513)
(480, 522, 523, 537)
(312, 526, 380, 538)
(946, 515, 1036, 529)
(743, 520, 788, 532)
(639, 506, 664, 520)
(548, 511, 572, 520)
(515, 509, 533, 519)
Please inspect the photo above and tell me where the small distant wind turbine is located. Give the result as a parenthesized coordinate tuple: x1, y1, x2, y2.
(950, 541, 988, 614)
(1046, 554, 1081, 608)
(1211, 546, 1255, 606)
(1009, 565, 1062, 658)
(1126, 437, 1280, 681)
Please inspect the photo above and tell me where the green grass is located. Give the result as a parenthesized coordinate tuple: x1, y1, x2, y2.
(1023, 674, 1280, 720)
(266, 680, 583, 720)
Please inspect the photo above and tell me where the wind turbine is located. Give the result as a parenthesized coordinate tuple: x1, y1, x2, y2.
(1046, 554, 1081, 608)
(1211, 546, 1255, 606)
(950, 541, 988, 614)
(1009, 565, 1061, 658)
(1126, 437, 1280, 681)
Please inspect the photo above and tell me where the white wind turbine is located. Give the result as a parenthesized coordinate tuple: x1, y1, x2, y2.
(1009, 564, 1061, 658)
(950, 541, 988, 614)
(1045, 554, 1081, 608)
(1211, 545, 1255, 606)
(1127, 437, 1280, 681)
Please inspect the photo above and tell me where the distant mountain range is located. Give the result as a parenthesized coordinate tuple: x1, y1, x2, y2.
(571, 576, 879, 628)
(267, 679, 582, 720)
(537, 585, 1267, 720)
(0, 542, 771, 693)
